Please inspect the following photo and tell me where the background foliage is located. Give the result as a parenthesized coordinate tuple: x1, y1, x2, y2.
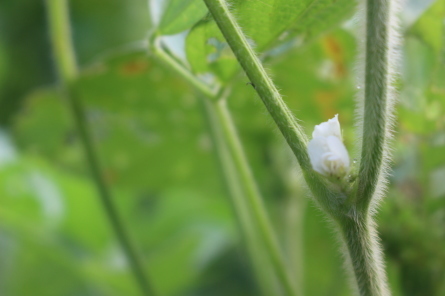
(0, 0, 444, 295)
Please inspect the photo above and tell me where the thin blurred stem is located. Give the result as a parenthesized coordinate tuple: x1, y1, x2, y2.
(151, 45, 294, 295)
(45, 1, 156, 295)
(214, 98, 298, 296)
(285, 196, 304, 294)
(46, 0, 77, 82)
(268, 144, 305, 296)
(201, 97, 279, 296)
(151, 41, 218, 98)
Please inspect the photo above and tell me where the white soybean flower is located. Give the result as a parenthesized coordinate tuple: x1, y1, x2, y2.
(308, 114, 350, 177)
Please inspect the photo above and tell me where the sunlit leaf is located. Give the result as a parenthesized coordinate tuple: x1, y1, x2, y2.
(157, 0, 208, 35)
(185, 0, 355, 82)
(408, 0, 445, 54)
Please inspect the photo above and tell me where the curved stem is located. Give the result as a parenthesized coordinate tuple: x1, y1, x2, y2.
(203, 0, 395, 295)
(346, 0, 396, 294)
(65, 86, 156, 296)
(46, 0, 77, 83)
(45, 1, 156, 295)
(339, 215, 389, 296)
(215, 98, 298, 296)
(151, 46, 295, 295)
(277, 158, 305, 296)
(201, 0, 335, 211)
(201, 0, 307, 170)
(201, 97, 279, 296)
(284, 194, 305, 296)
(150, 40, 218, 99)
(357, 0, 395, 210)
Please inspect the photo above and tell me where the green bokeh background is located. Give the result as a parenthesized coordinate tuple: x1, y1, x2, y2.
(0, 0, 444, 295)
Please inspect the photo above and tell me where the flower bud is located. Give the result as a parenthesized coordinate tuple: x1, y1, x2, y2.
(308, 115, 350, 177)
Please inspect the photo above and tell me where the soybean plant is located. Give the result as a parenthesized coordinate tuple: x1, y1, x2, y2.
(202, 0, 399, 295)
(46, 0, 400, 295)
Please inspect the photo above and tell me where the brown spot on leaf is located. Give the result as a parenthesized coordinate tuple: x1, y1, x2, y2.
(322, 35, 346, 79)
(120, 59, 149, 76)
(315, 90, 338, 118)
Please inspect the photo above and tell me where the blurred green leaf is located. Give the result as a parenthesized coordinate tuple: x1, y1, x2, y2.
(13, 52, 222, 194)
(0, 154, 238, 296)
(0, 156, 137, 296)
(409, 0, 445, 54)
(71, 0, 152, 63)
(9, 27, 362, 295)
(158, 0, 208, 35)
(6, 0, 445, 293)
(399, 27, 445, 135)
(13, 89, 75, 163)
(186, 17, 239, 82)
(287, 0, 355, 45)
(185, 0, 355, 82)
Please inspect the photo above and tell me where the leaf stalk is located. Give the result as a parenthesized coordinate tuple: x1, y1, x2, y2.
(151, 42, 297, 295)
(45, 1, 156, 295)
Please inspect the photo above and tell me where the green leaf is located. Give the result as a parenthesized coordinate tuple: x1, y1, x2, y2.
(186, 0, 355, 82)
(13, 89, 75, 163)
(158, 0, 208, 35)
(13, 50, 228, 199)
(186, 17, 240, 82)
(0, 156, 139, 295)
(409, 0, 445, 54)
(71, 0, 152, 63)
(288, 0, 356, 45)
(76, 52, 221, 192)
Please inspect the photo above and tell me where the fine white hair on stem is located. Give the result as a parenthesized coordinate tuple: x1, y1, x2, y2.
(205, 0, 404, 294)
(367, 0, 402, 215)
(352, 0, 367, 167)
(341, 0, 402, 295)
(335, 214, 389, 296)
(353, 0, 402, 213)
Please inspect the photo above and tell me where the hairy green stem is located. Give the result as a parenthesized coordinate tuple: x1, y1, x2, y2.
(203, 0, 395, 295)
(346, 0, 395, 294)
(357, 0, 394, 211)
(201, 0, 337, 212)
(45, 1, 156, 295)
(202, 0, 309, 170)
(339, 215, 389, 296)
(151, 44, 294, 295)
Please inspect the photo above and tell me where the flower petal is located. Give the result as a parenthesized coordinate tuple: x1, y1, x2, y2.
(326, 135, 350, 170)
(312, 114, 342, 139)
(308, 136, 328, 174)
